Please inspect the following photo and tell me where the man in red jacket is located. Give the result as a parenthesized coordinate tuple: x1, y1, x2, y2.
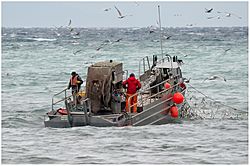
(122, 73, 141, 113)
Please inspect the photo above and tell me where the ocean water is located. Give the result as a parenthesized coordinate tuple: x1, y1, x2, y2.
(1, 27, 248, 164)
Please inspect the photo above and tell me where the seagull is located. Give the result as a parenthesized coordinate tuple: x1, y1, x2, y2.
(183, 78, 191, 83)
(223, 48, 231, 53)
(205, 8, 213, 13)
(149, 25, 157, 33)
(203, 75, 226, 82)
(134, 1, 139, 6)
(68, 19, 72, 26)
(225, 12, 242, 19)
(174, 14, 182, 17)
(178, 51, 189, 57)
(96, 47, 102, 51)
(73, 50, 81, 55)
(207, 16, 220, 19)
(201, 97, 206, 104)
(114, 6, 132, 19)
(217, 11, 242, 19)
(156, 20, 159, 26)
(96, 41, 109, 51)
(104, 8, 111, 11)
(163, 35, 172, 40)
(114, 38, 122, 42)
(74, 32, 80, 36)
(53, 25, 63, 29)
(207, 16, 214, 19)
(54, 31, 61, 37)
(186, 24, 193, 27)
(96, 38, 122, 51)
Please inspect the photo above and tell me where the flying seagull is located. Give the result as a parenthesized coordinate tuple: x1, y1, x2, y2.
(217, 11, 242, 19)
(96, 38, 122, 51)
(163, 35, 172, 40)
(183, 78, 191, 83)
(174, 14, 182, 17)
(114, 38, 122, 42)
(54, 31, 61, 37)
(149, 25, 157, 33)
(114, 6, 132, 19)
(203, 75, 226, 82)
(207, 16, 215, 19)
(74, 32, 80, 36)
(178, 51, 189, 57)
(207, 16, 220, 19)
(225, 12, 242, 19)
(96, 41, 109, 51)
(223, 48, 231, 53)
(134, 1, 139, 6)
(205, 8, 213, 13)
(104, 8, 111, 11)
(68, 19, 72, 26)
(73, 50, 81, 55)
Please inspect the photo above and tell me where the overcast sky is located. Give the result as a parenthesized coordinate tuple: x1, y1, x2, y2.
(2, 1, 248, 28)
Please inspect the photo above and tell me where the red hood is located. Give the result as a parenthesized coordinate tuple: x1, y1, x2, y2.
(128, 76, 136, 81)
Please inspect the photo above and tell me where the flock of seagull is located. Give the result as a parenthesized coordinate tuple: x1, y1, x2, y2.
(185, 8, 242, 26)
(51, 4, 240, 83)
(205, 8, 242, 20)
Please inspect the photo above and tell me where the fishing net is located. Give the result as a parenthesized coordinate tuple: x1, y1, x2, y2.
(179, 84, 248, 120)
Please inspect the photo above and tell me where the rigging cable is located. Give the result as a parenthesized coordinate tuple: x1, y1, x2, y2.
(188, 83, 240, 111)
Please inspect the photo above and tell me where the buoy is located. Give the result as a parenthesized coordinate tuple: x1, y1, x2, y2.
(172, 92, 184, 104)
(170, 106, 179, 118)
(164, 82, 171, 89)
(57, 108, 68, 115)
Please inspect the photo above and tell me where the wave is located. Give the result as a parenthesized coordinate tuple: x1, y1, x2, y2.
(2, 115, 43, 128)
(22, 38, 57, 42)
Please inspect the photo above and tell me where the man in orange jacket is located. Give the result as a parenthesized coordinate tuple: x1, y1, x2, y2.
(122, 73, 141, 113)
(68, 71, 83, 104)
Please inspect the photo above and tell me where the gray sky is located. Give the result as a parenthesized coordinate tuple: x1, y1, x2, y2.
(2, 1, 248, 27)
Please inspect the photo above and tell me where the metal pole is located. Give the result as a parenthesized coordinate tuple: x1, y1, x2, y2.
(139, 61, 141, 80)
(52, 98, 54, 111)
(146, 56, 150, 70)
(158, 5, 163, 60)
(143, 58, 146, 73)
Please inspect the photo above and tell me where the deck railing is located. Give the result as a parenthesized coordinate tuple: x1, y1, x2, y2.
(127, 74, 183, 113)
(51, 88, 80, 111)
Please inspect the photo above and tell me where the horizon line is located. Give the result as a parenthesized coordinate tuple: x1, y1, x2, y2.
(2, 26, 248, 28)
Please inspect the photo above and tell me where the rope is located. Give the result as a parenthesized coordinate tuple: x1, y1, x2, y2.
(187, 83, 240, 111)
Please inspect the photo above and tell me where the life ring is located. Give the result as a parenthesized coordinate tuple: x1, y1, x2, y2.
(57, 108, 68, 115)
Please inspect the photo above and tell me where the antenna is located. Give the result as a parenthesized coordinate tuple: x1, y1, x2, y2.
(158, 5, 163, 60)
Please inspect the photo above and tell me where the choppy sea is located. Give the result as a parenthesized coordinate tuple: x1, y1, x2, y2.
(1, 27, 248, 164)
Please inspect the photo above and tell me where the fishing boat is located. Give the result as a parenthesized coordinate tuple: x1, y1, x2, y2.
(44, 54, 189, 128)
(44, 6, 190, 128)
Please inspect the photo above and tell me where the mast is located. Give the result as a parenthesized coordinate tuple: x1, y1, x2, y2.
(158, 5, 173, 71)
(158, 5, 163, 60)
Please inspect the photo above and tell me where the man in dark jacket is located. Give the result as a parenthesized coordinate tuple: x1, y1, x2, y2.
(68, 71, 83, 104)
(122, 73, 141, 113)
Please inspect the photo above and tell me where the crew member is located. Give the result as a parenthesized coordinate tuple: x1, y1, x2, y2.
(68, 71, 83, 104)
(122, 73, 141, 113)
